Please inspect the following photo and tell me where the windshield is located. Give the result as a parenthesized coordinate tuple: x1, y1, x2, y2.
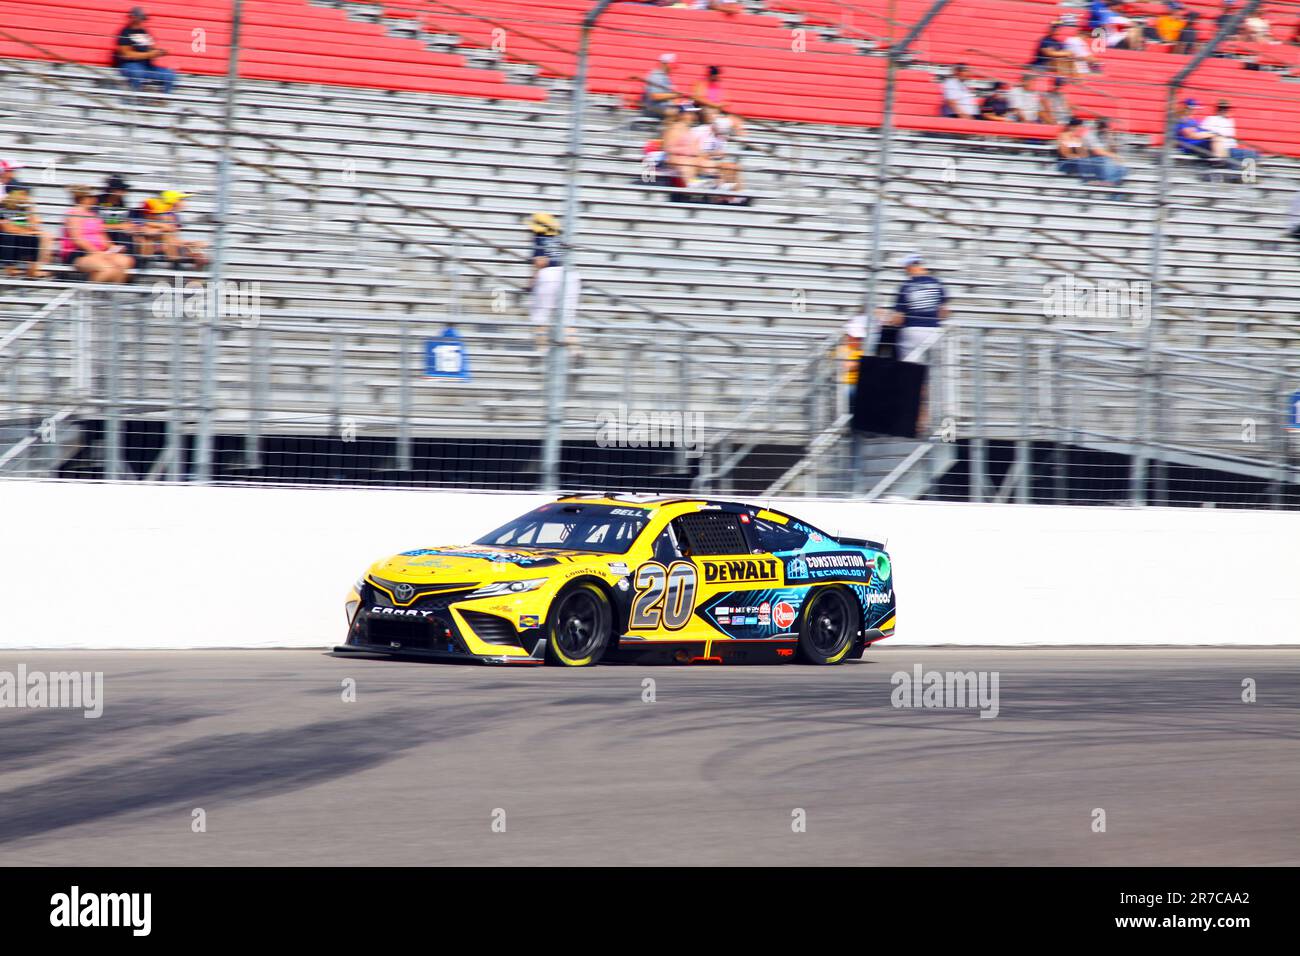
(475, 503, 652, 554)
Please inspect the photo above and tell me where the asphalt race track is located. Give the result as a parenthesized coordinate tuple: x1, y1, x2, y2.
(1, 648, 1297, 866)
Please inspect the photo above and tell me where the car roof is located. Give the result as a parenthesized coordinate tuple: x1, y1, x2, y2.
(555, 491, 749, 509)
(553, 492, 798, 521)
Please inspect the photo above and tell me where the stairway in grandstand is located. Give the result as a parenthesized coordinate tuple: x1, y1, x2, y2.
(1, 0, 1298, 492)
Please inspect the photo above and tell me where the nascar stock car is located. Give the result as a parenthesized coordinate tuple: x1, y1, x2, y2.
(336, 494, 895, 666)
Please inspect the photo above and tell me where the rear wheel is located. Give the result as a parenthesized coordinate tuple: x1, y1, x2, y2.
(796, 587, 858, 665)
(545, 582, 612, 666)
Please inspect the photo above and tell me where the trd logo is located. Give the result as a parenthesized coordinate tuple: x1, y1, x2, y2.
(701, 558, 779, 583)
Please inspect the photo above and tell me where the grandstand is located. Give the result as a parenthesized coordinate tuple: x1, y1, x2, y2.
(0, 0, 1297, 504)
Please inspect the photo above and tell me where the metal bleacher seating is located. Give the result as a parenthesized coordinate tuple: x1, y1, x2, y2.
(0, 0, 1297, 493)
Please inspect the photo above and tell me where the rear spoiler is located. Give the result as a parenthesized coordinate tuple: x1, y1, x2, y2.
(838, 535, 887, 551)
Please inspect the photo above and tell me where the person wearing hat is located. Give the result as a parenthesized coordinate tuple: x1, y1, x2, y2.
(887, 254, 949, 364)
(526, 212, 581, 349)
(1201, 99, 1257, 168)
(114, 7, 177, 94)
(137, 190, 207, 269)
(61, 185, 134, 283)
(0, 183, 53, 280)
(1174, 99, 1229, 164)
(642, 53, 680, 119)
(0, 160, 24, 201)
(98, 174, 140, 260)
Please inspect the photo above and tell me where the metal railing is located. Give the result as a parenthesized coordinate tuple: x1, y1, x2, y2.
(0, 0, 1298, 508)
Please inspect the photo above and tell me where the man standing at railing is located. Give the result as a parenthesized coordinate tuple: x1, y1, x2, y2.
(527, 212, 581, 353)
(887, 253, 949, 364)
(114, 7, 177, 95)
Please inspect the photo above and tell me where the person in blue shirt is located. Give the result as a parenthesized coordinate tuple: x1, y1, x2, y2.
(888, 253, 949, 364)
(1088, 0, 1115, 31)
(1175, 98, 1233, 160)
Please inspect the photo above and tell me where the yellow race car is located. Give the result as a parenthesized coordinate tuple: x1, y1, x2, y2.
(336, 494, 895, 666)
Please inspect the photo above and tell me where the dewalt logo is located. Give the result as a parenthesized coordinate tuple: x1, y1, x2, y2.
(701, 558, 780, 583)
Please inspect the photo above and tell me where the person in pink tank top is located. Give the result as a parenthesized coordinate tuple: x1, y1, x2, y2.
(62, 184, 134, 283)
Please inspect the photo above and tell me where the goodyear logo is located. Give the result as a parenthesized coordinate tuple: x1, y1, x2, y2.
(702, 558, 779, 583)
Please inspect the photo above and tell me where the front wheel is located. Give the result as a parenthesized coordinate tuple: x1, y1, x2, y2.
(796, 587, 859, 665)
(545, 582, 612, 666)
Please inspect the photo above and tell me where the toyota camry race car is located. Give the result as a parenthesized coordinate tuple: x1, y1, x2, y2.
(336, 494, 895, 666)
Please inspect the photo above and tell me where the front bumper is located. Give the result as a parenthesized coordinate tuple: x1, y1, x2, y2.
(339, 601, 546, 665)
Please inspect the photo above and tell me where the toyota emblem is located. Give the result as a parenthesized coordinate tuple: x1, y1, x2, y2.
(394, 583, 415, 602)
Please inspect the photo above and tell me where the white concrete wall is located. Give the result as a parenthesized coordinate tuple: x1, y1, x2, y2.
(1, 480, 1296, 648)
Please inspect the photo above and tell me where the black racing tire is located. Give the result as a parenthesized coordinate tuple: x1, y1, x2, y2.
(795, 587, 859, 665)
(545, 581, 613, 667)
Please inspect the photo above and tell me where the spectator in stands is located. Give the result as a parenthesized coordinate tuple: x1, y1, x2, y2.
(138, 190, 208, 269)
(1173, 10, 1199, 55)
(0, 160, 23, 201)
(1101, 9, 1133, 49)
(692, 106, 747, 197)
(1032, 23, 1075, 74)
(1243, 13, 1276, 43)
(692, 65, 729, 111)
(1056, 118, 1097, 180)
(1155, 4, 1187, 45)
(98, 175, 139, 261)
(1042, 76, 1074, 124)
(980, 82, 1014, 121)
(1286, 190, 1300, 240)
(1086, 0, 1114, 33)
(940, 65, 979, 119)
(0, 185, 52, 280)
(1201, 99, 1258, 167)
(114, 7, 177, 94)
(526, 212, 580, 349)
(887, 253, 949, 363)
(62, 185, 134, 283)
(1008, 74, 1042, 122)
(1114, 16, 1149, 51)
(1083, 118, 1128, 196)
(642, 54, 679, 119)
(1175, 99, 1223, 157)
(662, 110, 707, 187)
(1174, 99, 1235, 170)
(1060, 17, 1102, 74)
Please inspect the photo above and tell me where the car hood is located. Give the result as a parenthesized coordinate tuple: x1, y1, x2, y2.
(369, 545, 612, 582)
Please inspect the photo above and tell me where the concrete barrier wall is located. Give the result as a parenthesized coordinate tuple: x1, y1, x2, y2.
(2, 480, 1297, 648)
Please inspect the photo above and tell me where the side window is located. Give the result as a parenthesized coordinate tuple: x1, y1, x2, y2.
(651, 524, 685, 564)
(750, 517, 809, 554)
(673, 512, 749, 556)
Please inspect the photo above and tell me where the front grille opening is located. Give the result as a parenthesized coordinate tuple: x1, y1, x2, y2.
(362, 616, 459, 654)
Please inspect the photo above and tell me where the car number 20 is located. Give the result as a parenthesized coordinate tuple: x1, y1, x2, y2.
(630, 561, 697, 631)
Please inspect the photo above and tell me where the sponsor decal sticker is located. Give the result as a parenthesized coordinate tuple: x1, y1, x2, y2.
(701, 558, 780, 583)
(773, 601, 798, 629)
(518, 614, 540, 628)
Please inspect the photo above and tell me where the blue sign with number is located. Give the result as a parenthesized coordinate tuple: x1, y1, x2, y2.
(424, 328, 470, 380)
(1289, 390, 1300, 431)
